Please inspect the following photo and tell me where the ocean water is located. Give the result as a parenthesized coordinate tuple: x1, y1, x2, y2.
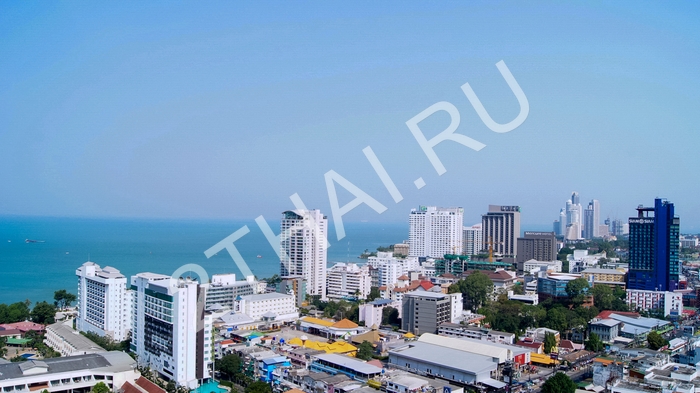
(0, 216, 408, 305)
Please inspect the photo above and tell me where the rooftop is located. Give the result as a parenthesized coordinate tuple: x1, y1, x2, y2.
(389, 341, 497, 375)
(46, 322, 105, 353)
(314, 353, 383, 375)
(0, 352, 135, 381)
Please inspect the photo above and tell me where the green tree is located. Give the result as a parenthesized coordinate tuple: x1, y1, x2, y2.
(382, 307, 400, 326)
(449, 271, 494, 311)
(0, 337, 6, 357)
(53, 290, 77, 310)
(543, 306, 568, 332)
(647, 331, 668, 350)
(31, 301, 56, 324)
(541, 372, 576, 393)
(92, 382, 110, 393)
(356, 341, 374, 360)
(166, 381, 176, 393)
(543, 332, 557, 354)
(245, 381, 272, 393)
(217, 354, 242, 380)
(565, 278, 590, 306)
(585, 332, 604, 352)
(591, 285, 613, 310)
(366, 287, 381, 302)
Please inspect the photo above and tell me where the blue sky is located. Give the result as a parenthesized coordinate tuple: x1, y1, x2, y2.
(1, 2, 699, 230)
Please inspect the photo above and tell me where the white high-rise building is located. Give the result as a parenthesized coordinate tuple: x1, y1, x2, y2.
(409, 206, 464, 258)
(462, 223, 483, 256)
(280, 209, 328, 299)
(201, 273, 261, 311)
(130, 273, 211, 389)
(76, 262, 131, 342)
(367, 252, 419, 287)
(326, 263, 372, 299)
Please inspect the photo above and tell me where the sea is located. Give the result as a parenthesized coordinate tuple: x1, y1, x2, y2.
(0, 216, 410, 305)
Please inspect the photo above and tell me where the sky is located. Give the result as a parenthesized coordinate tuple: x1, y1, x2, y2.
(1, 2, 700, 231)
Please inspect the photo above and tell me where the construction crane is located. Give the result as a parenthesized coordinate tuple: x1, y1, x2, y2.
(484, 236, 503, 263)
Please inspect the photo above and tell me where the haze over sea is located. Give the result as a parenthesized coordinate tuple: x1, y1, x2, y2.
(0, 216, 551, 305)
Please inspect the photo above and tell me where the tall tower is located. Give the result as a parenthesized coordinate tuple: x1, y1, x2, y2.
(482, 205, 521, 259)
(584, 202, 595, 240)
(131, 273, 210, 389)
(76, 262, 131, 342)
(408, 206, 464, 258)
(627, 198, 680, 291)
(280, 209, 328, 299)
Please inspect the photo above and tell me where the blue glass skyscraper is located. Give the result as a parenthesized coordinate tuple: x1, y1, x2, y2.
(627, 198, 680, 291)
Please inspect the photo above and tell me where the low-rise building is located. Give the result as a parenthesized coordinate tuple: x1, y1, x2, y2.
(581, 268, 626, 289)
(358, 299, 399, 328)
(626, 289, 683, 317)
(44, 322, 105, 357)
(588, 318, 622, 342)
(309, 353, 382, 382)
(233, 292, 299, 328)
(437, 323, 515, 345)
(0, 352, 138, 393)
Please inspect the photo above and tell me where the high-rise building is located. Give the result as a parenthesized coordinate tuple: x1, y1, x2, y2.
(584, 203, 594, 240)
(482, 205, 521, 259)
(76, 262, 131, 342)
(408, 206, 464, 258)
(627, 198, 680, 292)
(130, 273, 211, 389)
(280, 209, 328, 299)
(583, 200, 601, 239)
(367, 252, 419, 287)
(326, 263, 372, 299)
(516, 232, 557, 273)
(200, 274, 260, 311)
(462, 223, 483, 256)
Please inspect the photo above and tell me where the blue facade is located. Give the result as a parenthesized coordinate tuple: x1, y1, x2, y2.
(627, 199, 680, 291)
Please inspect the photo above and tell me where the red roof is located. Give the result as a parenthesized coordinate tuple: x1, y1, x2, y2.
(378, 286, 387, 291)
(0, 322, 44, 333)
(121, 382, 142, 393)
(515, 340, 543, 350)
(419, 281, 434, 290)
(397, 275, 409, 280)
(0, 329, 21, 337)
(220, 339, 234, 345)
(135, 377, 166, 393)
(596, 310, 639, 320)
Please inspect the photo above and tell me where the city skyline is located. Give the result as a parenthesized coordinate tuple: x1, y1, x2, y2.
(2, 3, 700, 230)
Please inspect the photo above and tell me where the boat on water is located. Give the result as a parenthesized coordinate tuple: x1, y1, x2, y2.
(257, 255, 262, 258)
(25, 239, 45, 243)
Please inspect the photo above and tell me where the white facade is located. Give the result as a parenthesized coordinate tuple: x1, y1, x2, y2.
(326, 263, 371, 299)
(626, 289, 684, 317)
(409, 206, 464, 258)
(448, 293, 463, 323)
(44, 322, 106, 357)
(523, 259, 562, 274)
(280, 209, 328, 299)
(201, 273, 260, 310)
(462, 224, 483, 256)
(234, 292, 298, 323)
(0, 352, 139, 393)
(130, 273, 211, 389)
(359, 299, 400, 328)
(76, 262, 131, 342)
(367, 252, 420, 287)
